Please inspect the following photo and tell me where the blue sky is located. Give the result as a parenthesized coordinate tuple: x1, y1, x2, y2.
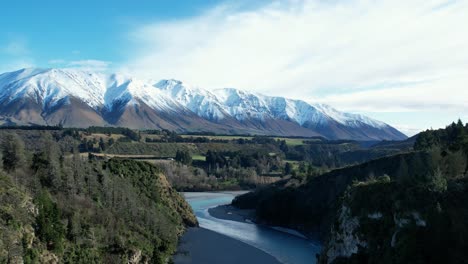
(1, 0, 467, 135)
(1, 0, 228, 65)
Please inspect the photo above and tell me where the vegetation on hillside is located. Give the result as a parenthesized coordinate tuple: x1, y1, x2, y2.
(320, 176, 468, 264)
(233, 121, 468, 263)
(0, 130, 196, 263)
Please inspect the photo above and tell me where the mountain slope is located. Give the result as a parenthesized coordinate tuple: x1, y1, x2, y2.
(0, 68, 406, 140)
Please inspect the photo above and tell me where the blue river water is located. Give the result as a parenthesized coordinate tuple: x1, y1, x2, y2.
(184, 192, 321, 264)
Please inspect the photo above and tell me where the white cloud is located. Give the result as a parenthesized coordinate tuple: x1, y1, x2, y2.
(67, 60, 112, 72)
(125, 0, 468, 131)
(314, 73, 468, 113)
(48, 59, 67, 65)
(0, 59, 35, 74)
(46, 59, 112, 72)
(394, 125, 425, 137)
(1, 38, 29, 56)
(0, 37, 34, 72)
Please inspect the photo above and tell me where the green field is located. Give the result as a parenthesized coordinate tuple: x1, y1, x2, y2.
(181, 134, 322, 146)
(181, 135, 253, 140)
(273, 137, 305, 146)
(191, 154, 206, 161)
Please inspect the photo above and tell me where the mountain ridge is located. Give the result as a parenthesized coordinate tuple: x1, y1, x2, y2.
(0, 68, 407, 141)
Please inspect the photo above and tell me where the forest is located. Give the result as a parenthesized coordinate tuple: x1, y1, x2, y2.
(0, 130, 196, 263)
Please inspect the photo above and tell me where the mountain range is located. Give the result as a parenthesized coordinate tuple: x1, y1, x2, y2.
(0, 68, 406, 141)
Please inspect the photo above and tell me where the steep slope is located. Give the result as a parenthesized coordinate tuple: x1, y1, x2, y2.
(0, 130, 198, 262)
(233, 122, 468, 263)
(320, 177, 468, 264)
(44, 97, 107, 127)
(0, 68, 406, 140)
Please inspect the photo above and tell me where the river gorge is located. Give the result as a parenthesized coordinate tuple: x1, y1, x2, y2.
(174, 192, 321, 264)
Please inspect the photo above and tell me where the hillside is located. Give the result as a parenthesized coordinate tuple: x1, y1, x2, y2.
(233, 151, 441, 235)
(233, 121, 468, 263)
(0, 68, 406, 141)
(0, 131, 196, 263)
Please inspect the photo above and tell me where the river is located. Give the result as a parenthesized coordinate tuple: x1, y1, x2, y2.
(184, 192, 321, 264)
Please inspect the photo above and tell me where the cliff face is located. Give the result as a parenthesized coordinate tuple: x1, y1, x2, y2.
(320, 176, 468, 264)
(323, 205, 367, 264)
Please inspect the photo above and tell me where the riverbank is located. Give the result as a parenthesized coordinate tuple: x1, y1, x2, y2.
(173, 227, 281, 264)
(209, 204, 311, 240)
(208, 204, 256, 223)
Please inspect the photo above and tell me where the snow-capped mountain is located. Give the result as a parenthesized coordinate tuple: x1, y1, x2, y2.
(0, 68, 406, 140)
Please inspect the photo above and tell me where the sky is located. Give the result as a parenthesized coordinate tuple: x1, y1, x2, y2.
(1, 0, 467, 136)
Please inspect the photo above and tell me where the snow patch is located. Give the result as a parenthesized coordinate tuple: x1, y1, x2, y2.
(367, 212, 383, 219)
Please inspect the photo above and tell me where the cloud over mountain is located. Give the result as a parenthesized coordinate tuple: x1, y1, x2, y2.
(124, 0, 468, 134)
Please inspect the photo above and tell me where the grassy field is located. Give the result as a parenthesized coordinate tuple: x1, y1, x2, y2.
(191, 154, 206, 161)
(140, 159, 173, 165)
(84, 153, 166, 158)
(273, 137, 304, 146)
(141, 134, 164, 140)
(82, 133, 125, 141)
(181, 134, 322, 146)
(181, 135, 254, 140)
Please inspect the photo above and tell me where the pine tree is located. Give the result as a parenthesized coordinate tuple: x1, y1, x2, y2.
(99, 137, 106, 152)
(1, 133, 25, 172)
(284, 162, 293, 175)
(35, 191, 65, 252)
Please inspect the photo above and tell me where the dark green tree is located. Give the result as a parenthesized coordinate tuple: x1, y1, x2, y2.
(1, 133, 25, 172)
(99, 137, 106, 152)
(35, 191, 65, 252)
(175, 150, 192, 165)
(284, 162, 293, 175)
(108, 138, 115, 146)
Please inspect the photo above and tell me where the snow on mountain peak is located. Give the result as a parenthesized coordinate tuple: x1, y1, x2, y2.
(312, 103, 386, 128)
(0, 68, 184, 112)
(0, 68, 393, 133)
(0, 68, 109, 109)
(155, 79, 183, 89)
(140, 77, 389, 129)
(154, 79, 228, 120)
